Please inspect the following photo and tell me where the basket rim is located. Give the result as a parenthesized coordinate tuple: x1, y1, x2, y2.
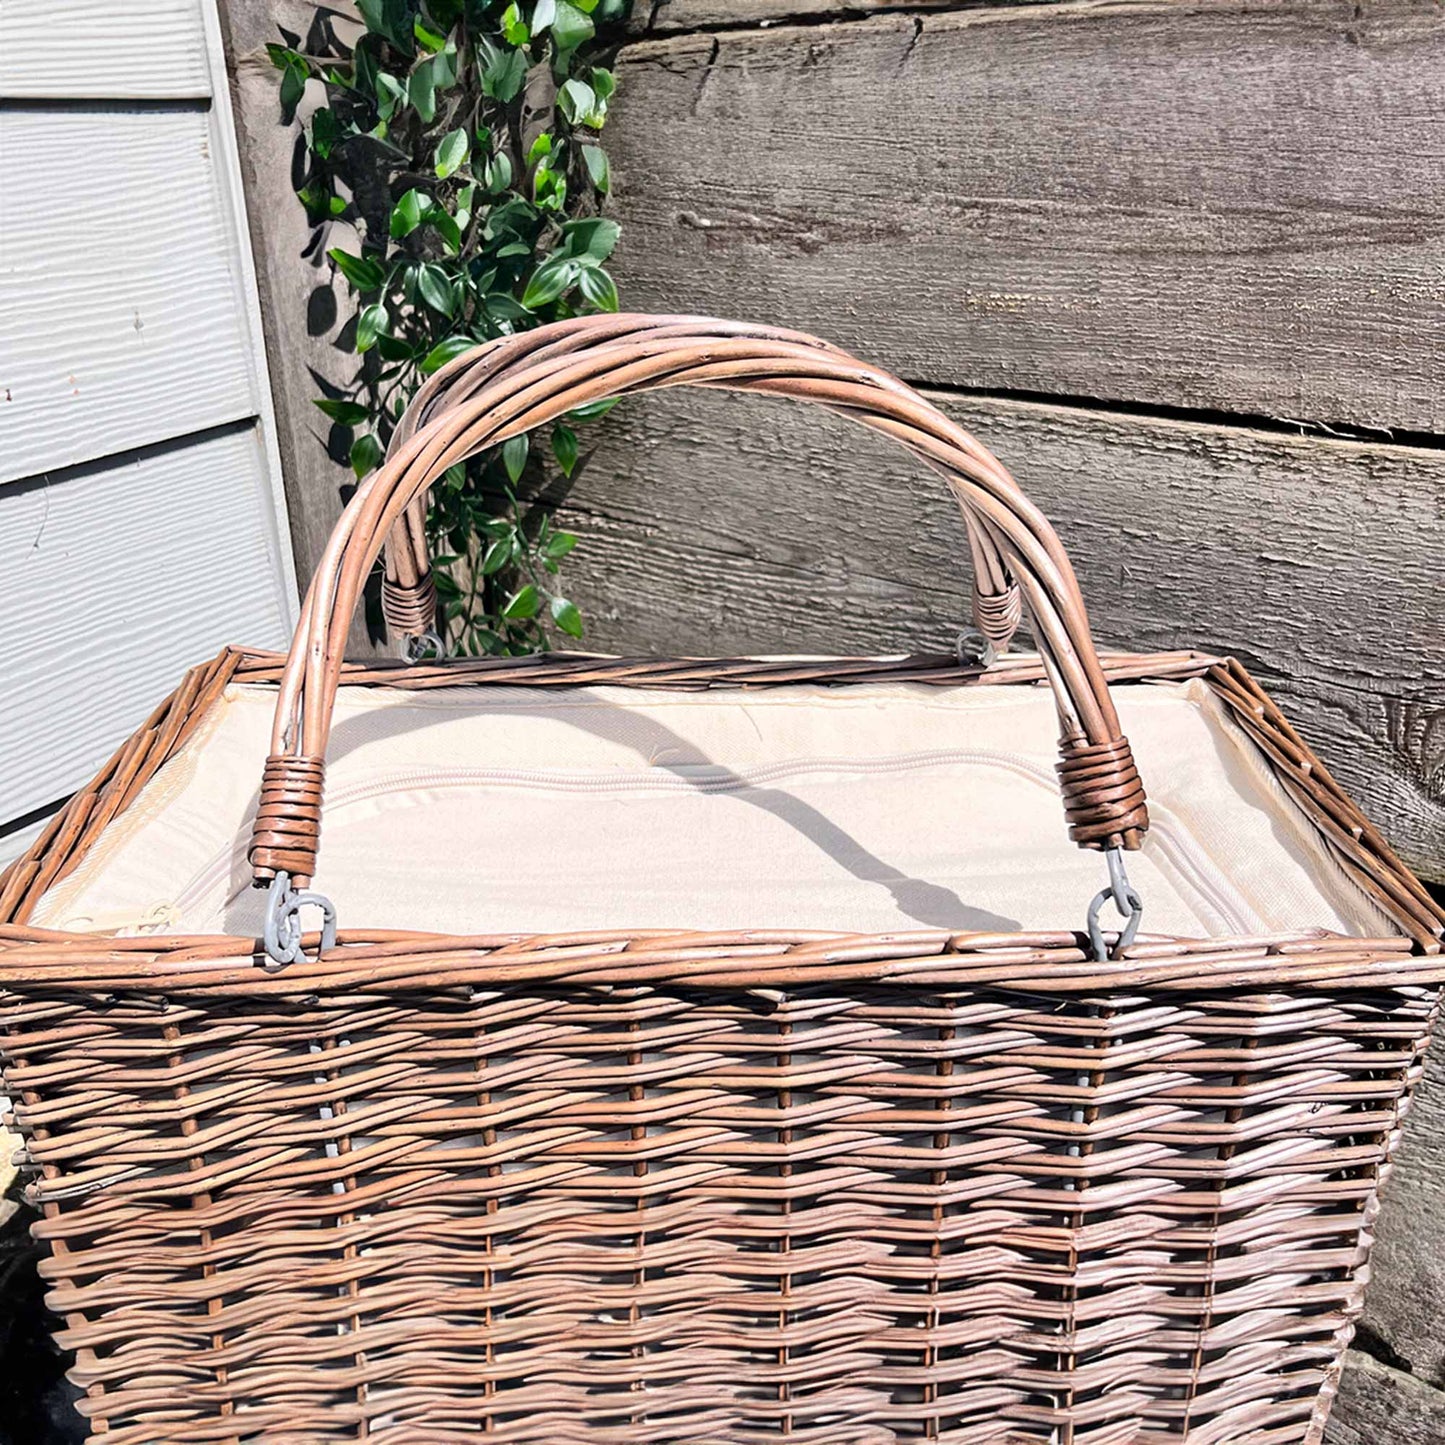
(0, 645, 1439, 997)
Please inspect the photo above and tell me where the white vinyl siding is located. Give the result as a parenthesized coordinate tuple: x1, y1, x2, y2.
(0, 0, 296, 861)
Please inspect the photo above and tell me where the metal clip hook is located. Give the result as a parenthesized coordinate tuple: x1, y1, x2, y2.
(1086, 846, 1144, 962)
(399, 629, 446, 664)
(956, 628, 997, 670)
(262, 870, 338, 968)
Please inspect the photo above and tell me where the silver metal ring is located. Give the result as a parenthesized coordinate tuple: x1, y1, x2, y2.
(262, 870, 338, 968)
(1086, 845, 1144, 962)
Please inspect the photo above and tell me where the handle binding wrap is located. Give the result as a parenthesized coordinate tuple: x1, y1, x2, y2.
(250, 755, 326, 885)
(1057, 735, 1148, 849)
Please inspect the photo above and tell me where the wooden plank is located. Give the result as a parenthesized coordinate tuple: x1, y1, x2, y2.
(608, 0, 1445, 433)
(0, 0, 210, 100)
(1327, 1351, 1445, 1444)
(219, 0, 382, 654)
(1358, 1033, 1445, 1386)
(0, 106, 261, 484)
(0, 424, 294, 825)
(637, 0, 969, 32)
(554, 386, 1445, 881)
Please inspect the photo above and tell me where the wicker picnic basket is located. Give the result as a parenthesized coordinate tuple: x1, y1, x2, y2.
(1, 315, 1442, 1444)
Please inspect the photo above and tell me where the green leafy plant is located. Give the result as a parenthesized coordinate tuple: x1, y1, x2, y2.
(270, 0, 628, 654)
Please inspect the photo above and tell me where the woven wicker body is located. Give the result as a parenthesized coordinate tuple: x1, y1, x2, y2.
(1, 316, 1441, 1444)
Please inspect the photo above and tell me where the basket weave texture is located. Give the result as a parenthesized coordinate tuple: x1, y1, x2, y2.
(0, 316, 1441, 1444)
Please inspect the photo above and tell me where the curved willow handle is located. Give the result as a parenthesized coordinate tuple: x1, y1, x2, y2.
(250, 314, 1148, 900)
(378, 316, 1023, 656)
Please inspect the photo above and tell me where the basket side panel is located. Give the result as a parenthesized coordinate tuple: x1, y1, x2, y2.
(1, 978, 1434, 1443)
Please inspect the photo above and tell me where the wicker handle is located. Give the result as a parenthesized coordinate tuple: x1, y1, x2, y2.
(379, 316, 1022, 655)
(250, 314, 1149, 916)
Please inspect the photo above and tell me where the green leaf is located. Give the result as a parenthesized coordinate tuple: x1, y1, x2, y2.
(313, 398, 371, 426)
(356, 302, 390, 351)
(420, 335, 477, 373)
(552, 0, 595, 53)
(577, 265, 619, 312)
(433, 38, 459, 89)
(389, 188, 427, 238)
(417, 264, 456, 316)
(484, 292, 533, 322)
(329, 248, 386, 291)
(481, 536, 513, 575)
(435, 126, 470, 178)
(502, 584, 541, 620)
(278, 53, 307, 116)
(533, 164, 566, 211)
(551, 424, 579, 476)
(310, 107, 339, 159)
(375, 70, 406, 121)
(501, 2, 531, 45)
(581, 144, 610, 194)
(350, 432, 383, 479)
(413, 13, 447, 52)
(455, 180, 478, 229)
(429, 203, 462, 254)
(557, 78, 597, 127)
(521, 257, 576, 309)
(357, 0, 410, 49)
(528, 132, 553, 165)
(408, 61, 437, 122)
(562, 217, 620, 262)
(567, 395, 620, 422)
(590, 67, 616, 101)
(532, 0, 557, 32)
(485, 152, 514, 192)
(542, 529, 579, 560)
(549, 596, 584, 637)
(481, 45, 528, 102)
(502, 433, 530, 482)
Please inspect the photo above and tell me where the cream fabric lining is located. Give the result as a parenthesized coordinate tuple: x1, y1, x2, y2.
(32, 672, 1395, 942)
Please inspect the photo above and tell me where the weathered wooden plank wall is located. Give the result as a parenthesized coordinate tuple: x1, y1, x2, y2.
(223, 0, 1443, 1435)
(552, 0, 1445, 1438)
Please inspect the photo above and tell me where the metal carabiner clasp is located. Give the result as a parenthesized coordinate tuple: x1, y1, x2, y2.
(1086, 846, 1144, 963)
(399, 629, 446, 664)
(262, 870, 338, 969)
(956, 628, 998, 670)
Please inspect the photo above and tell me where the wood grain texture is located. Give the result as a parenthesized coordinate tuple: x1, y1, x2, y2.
(554, 386, 1445, 881)
(1359, 1033, 1445, 1388)
(218, 0, 381, 654)
(636, 0, 973, 31)
(0, 0, 211, 99)
(1326, 1351, 1445, 1445)
(0, 424, 294, 823)
(0, 106, 261, 484)
(607, 0, 1445, 432)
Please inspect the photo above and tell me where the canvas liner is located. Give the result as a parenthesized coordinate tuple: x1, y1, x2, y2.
(0, 315, 1440, 1444)
(31, 677, 1395, 944)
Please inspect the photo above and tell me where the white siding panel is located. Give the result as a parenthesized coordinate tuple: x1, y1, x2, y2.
(0, 812, 56, 868)
(0, 0, 211, 99)
(0, 424, 294, 821)
(0, 106, 260, 482)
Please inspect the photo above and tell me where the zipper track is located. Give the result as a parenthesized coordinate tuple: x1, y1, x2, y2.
(156, 749, 1262, 937)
